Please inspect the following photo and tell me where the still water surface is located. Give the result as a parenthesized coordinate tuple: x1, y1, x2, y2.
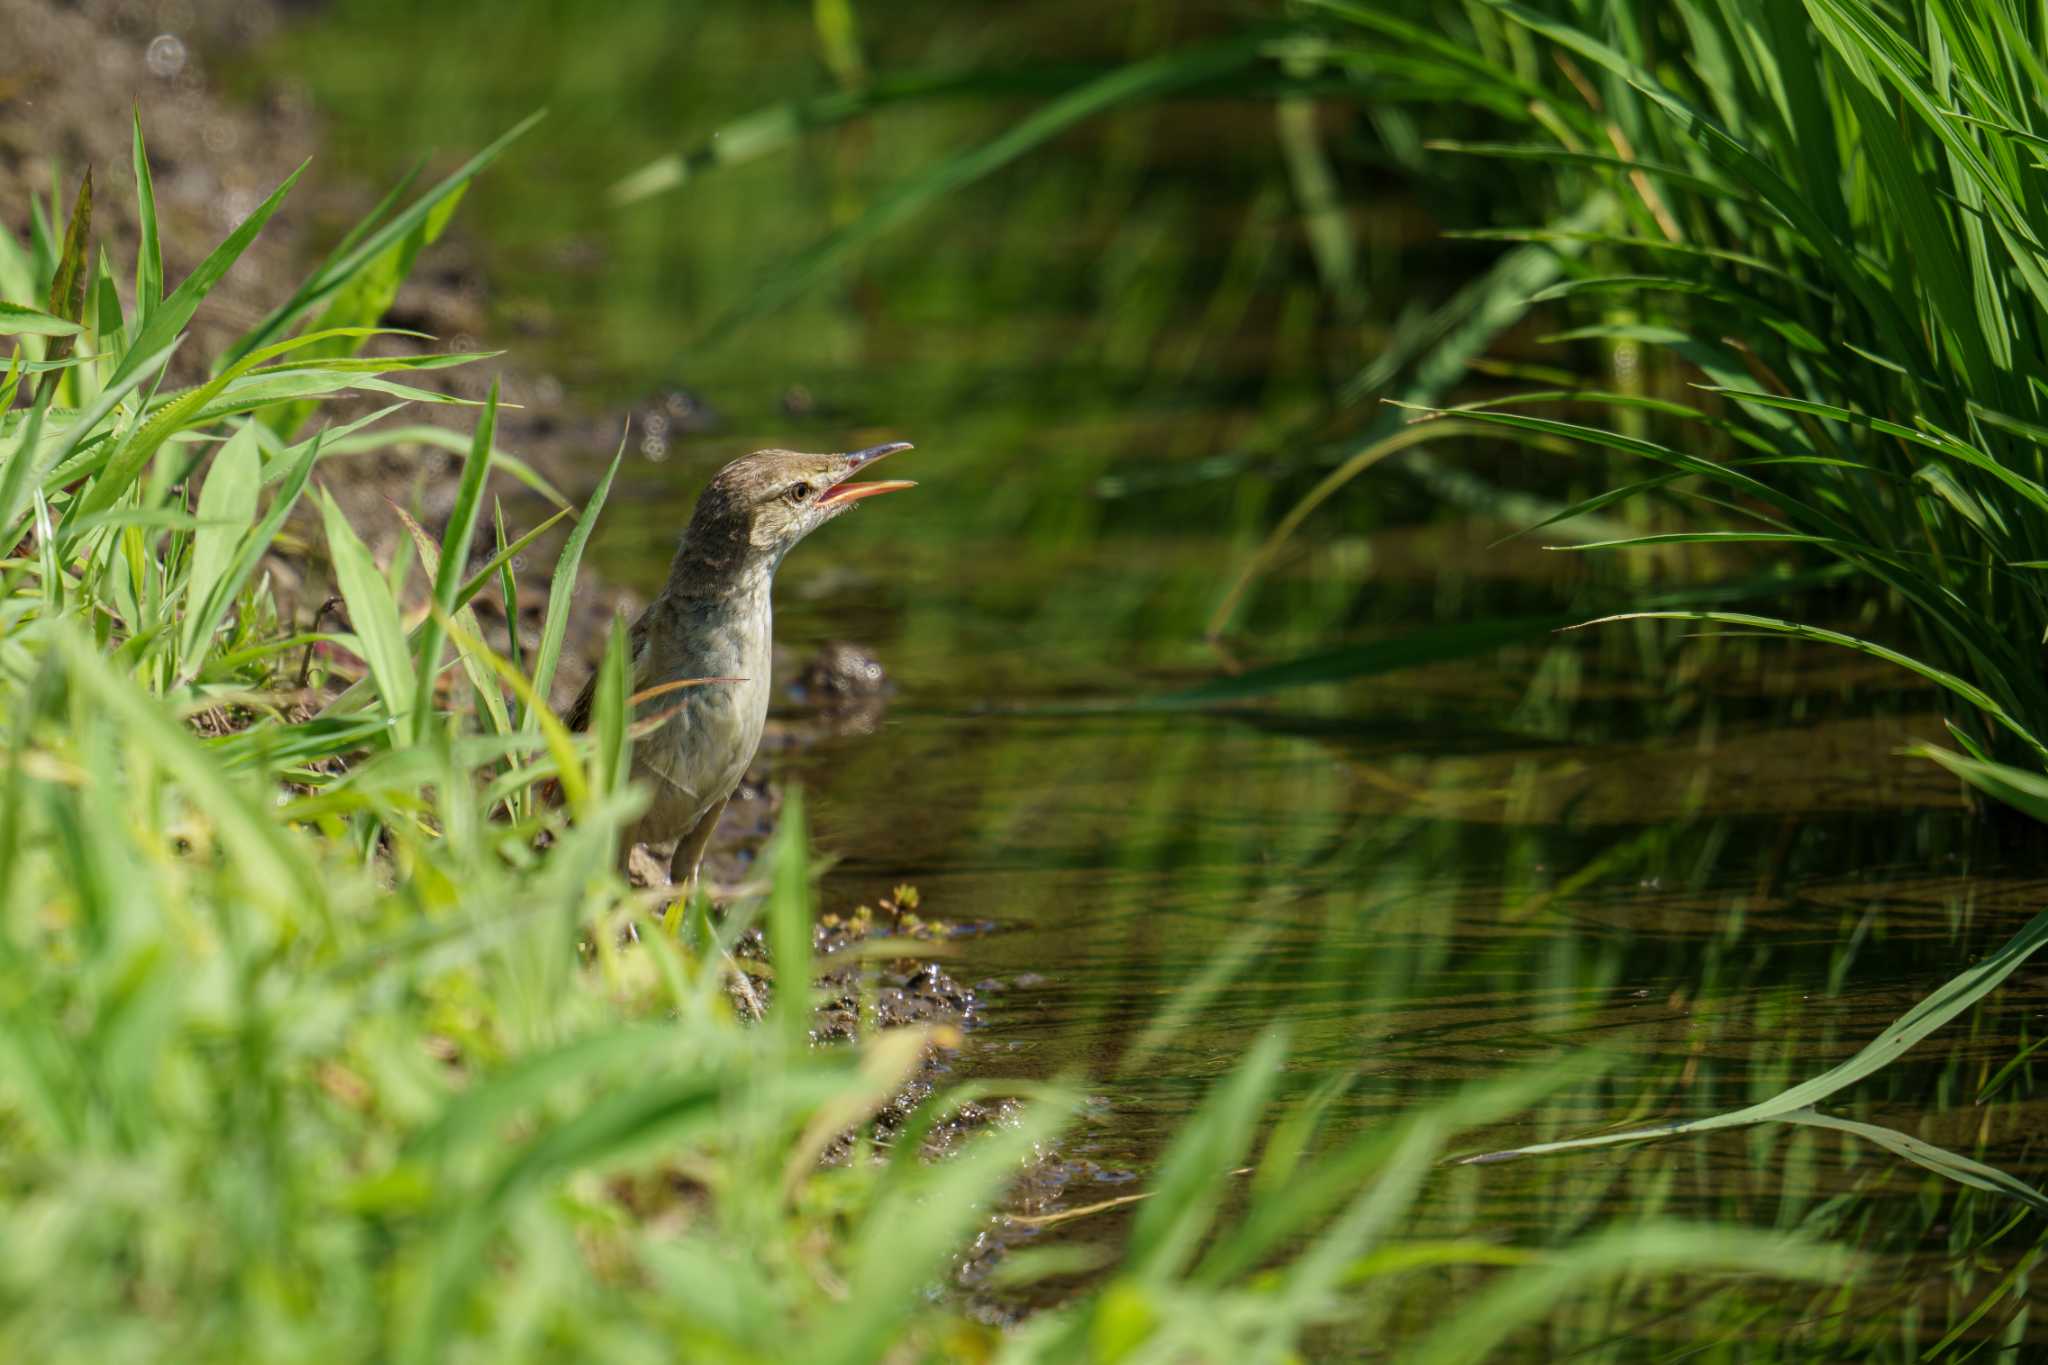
(250, 1, 2046, 1350)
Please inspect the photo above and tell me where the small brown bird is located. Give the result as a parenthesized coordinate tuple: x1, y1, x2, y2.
(566, 442, 914, 890)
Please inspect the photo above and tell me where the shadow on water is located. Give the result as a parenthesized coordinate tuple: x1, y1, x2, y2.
(243, 0, 2047, 1352)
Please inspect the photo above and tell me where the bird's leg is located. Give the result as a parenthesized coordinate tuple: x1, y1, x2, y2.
(669, 794, 730, 893)
(668, 794, 765, 1020)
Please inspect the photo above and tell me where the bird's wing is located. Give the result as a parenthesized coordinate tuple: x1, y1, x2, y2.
(561, 610, 652, 734)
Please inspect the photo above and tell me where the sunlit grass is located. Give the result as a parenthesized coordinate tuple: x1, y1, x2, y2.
(1318, 0, 2048, 779)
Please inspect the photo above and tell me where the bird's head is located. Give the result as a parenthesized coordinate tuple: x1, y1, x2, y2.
(685, 442, 915, 570)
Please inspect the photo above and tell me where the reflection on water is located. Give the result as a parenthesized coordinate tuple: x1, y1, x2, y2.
(789, 551, 2048, 1347)
(254, 1, 2045, 1352)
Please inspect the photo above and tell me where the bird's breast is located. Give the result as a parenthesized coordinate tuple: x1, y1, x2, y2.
(631, 595, 774, 813)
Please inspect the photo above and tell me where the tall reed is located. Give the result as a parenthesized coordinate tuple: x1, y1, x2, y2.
(1313, 0, 2048, 773)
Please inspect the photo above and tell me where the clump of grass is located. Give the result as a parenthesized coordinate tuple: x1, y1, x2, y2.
(1309, 0, 2048, 778)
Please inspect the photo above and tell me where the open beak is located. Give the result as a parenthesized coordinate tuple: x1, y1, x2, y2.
(818, 441, 916, 508)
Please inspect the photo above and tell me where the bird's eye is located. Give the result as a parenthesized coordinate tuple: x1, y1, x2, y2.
(788, 481, 814, 503)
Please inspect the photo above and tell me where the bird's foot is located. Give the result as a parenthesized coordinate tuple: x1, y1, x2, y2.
(625, 843, 672, 888)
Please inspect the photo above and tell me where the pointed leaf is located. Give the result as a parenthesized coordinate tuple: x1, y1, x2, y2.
(319, 489, 417, 738)
(179, 423, 260, 661)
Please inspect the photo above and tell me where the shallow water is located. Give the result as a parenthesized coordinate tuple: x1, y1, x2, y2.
(246, 1, 2047, 1352)
(792, 554, 2048, 1345)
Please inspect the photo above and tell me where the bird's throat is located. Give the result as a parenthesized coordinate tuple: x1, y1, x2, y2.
(649, 557, 776, 683)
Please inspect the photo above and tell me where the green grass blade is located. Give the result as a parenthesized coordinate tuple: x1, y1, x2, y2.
(88, 247, 122, 356)
(319, 488, 417, 741)
(1552, 531, 1837, 551)
(765, 787, 812, 1049)
(435, 606, 587, 811)
(1570, 609, 2047, 764)
(0, 383, 54, 543)
(492, 500, 521, 676)
(1403, 1225, 1850, 1365)
(162, 364, 487, 434)
(460, 504, 567, 617)
(257, 183, 469, 439)
(411, 380, 496, 728)
(131, 111, 162, 318)
(65, 326, 400, 538)
(0, 351, 105, 377)
(109, 161, 306, 391)
(527, 441, 620, 722)
(0, 302, 86, 337)
(610, 64, 1130, 204)
(0, 341, 175, 545)
(1387, 403, 1793, 509)
(1153, 616, 1580, 707)
(42, 169, 91, 341)
(702, 32, 1272, 336)
(311, 421, 568, 508)
(223, 113, 542, 368)
(1124, 1030, 1288, 1280)
(393, 504, 511, 737)
(592, 614, 630, 796)
(1912, 745, 2048, 823)
(1421, 139, 1737, 197)
(1464, 897, 2048, 1163)
(1781, 1110, 2048, 1215)
(179, 423, 259, 664)
(176, 430, 323, 687)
